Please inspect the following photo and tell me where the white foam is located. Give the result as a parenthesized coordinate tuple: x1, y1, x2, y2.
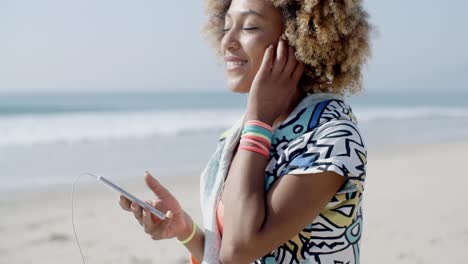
(353, 106, 468, 122)
(1, 106, 467, 147)
(0, 109, 244, 146)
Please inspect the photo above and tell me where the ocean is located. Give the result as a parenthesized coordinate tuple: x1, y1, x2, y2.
(1, 91, 467, 191)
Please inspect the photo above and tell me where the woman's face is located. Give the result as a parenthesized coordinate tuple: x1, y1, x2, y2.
(221, 0, 284, 93)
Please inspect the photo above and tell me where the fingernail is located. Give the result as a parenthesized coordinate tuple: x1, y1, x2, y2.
(166, 210, 173, 219)
(281, 33, 287, 40)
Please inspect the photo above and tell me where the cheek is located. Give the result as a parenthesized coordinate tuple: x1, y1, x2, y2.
(244, 36, 271, 71)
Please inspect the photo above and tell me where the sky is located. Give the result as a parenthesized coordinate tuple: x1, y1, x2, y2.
(0, 0, 467, 93)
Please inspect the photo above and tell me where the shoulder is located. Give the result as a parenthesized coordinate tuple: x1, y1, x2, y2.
(270, 95, 367, 179)
(302, 97, 359, 133)
(273, 95, 360, 147)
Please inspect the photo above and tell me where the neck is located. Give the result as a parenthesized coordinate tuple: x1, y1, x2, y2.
(273, 89, 307, 128)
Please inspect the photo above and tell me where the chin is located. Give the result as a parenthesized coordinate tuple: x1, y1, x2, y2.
(228, 86, 250, 94)
(226, 79, 252, 94)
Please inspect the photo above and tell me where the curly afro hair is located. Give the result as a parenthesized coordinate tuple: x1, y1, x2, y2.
(203, 0, 373, 95)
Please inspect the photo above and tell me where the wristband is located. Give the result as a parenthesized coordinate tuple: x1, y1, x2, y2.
(242, 126, 273, 140)
(238, 145, 270, 158)
(179, 220, 197, 245)
(240, 137, 270, 153)
(245, 120, 273, 133)
(242, 134, 272, 147)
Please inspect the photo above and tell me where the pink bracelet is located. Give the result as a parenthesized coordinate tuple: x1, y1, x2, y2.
(238, 145, 270, 158)
(240, 137, 270, 153)
(245, 120, 273, 133)
(242, 134, 271, 148)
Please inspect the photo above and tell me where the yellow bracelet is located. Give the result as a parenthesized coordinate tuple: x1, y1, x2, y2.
(179, 220, 197, 245)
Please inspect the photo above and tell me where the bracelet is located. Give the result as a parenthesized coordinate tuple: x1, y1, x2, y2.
(242, 132, 272, 144)
(242, 134, 272, 147)
(245, 120, 273, 133)
(242, 126, 273, 140)
(240, 137, 270, 153)
(179, 220, 197, 245)
(238, 145, 270, 158)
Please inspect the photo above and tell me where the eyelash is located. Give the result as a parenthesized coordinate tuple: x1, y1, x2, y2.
(222, 27, 258, 32)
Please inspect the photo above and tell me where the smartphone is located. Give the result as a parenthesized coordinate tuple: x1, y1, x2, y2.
(85, 173, 167, 220)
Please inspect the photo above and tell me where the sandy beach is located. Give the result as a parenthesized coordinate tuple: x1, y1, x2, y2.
(1, 140, 467, 264)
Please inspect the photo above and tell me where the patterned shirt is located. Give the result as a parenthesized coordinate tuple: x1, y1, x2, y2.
(200, 93, 367, 264)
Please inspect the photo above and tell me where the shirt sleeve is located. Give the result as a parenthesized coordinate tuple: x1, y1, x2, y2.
(279, 119, 367, 193)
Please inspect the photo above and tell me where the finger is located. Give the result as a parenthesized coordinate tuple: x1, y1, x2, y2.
(143, 209, 155, 233)
(131, 202, 144, 225)
(257, 45, 274, 77)
(145, 201, 163, 229)
(119, 195, 132, 211)
(283, 46, 298, 77)
(142, 210, 147, 229)
(292, 63, 305, 83)
(143, 209, 153, 233)
(144, 171, 170, 198)
(272, 37, 287, 75)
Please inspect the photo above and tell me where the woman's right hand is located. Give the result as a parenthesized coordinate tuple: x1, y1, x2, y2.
(119, 171, 191, 241)
(246, 35, 304, 125)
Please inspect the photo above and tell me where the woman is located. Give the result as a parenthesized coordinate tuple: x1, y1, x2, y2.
(119, 0, 371, 263)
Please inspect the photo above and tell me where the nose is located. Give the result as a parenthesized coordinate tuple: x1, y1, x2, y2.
(220, 28, 241, 54)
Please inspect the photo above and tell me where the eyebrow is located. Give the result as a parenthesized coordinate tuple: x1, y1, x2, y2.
(226, 9, 265, 19)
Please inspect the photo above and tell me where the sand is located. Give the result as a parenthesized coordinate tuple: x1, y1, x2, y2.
(1, 140, 467, 264)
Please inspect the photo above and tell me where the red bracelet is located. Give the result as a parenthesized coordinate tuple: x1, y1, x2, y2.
(238, 145, 270, 158)
(241, 134, 271, 148)
(240, 138, 270, 153)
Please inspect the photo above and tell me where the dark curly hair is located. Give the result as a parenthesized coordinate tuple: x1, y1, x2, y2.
(203, 0, 373, 95)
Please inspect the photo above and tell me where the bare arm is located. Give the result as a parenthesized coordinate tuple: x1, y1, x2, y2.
(219, 113, 345, 264)
(175, 212, 205, 263)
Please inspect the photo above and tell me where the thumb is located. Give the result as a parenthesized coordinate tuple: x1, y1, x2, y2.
(144, 171, 170, 197)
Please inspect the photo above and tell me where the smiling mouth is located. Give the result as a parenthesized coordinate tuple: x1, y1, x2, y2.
(226, 60, 248, 71)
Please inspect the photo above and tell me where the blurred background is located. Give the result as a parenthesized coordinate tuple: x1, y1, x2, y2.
(1, 0, 467, 190)
(1, 0, 467, 263)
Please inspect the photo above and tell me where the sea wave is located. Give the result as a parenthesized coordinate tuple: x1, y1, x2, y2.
(1, 106, 467, 147)
(0, 109, 244, 146)
(354, 106, 468, 122)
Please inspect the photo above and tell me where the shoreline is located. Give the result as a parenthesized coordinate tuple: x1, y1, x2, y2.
(3, 136, 467, 194)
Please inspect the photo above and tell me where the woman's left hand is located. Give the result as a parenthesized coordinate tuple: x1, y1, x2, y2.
(246, 36, 305, 125)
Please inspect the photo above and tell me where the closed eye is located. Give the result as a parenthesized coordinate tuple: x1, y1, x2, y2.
(242, 27, 258, 31)
(222, 27, 258, 32)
